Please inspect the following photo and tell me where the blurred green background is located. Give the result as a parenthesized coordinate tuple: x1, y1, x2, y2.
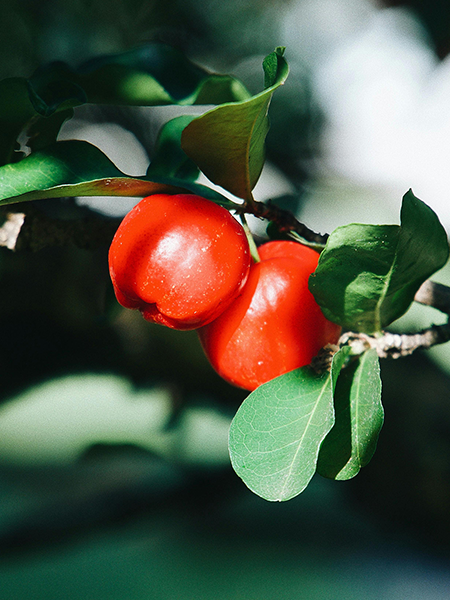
(2, 1, 450, 598)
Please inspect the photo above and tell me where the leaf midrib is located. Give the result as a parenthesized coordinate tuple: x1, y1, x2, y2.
(373, 232, 400, 332)
(277, 374, 331, 500)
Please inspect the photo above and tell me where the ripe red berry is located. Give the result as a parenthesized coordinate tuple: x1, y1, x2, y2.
(108, 193, 251, 330)
(198, 240, 341, 391)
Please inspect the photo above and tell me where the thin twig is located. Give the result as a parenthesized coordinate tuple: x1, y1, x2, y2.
(414, 279, 450, 315)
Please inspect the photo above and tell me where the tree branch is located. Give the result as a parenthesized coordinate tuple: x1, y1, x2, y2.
(239, 198, 329, 246)
(0, 203, 121, 252)
(3, 199, 450, 362)
(340, 326, 450, 360)
(335, 281, 450, 359)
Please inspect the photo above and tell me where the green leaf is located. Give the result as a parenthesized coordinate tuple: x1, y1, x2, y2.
(228, 348, 349, 502)
(309, 190, 449, 333)
(317, 349, 383, 480)
(263, 46, 286, 88)
(26, 109, 75, 153)
(0, 140, 235, 207)
(0, 78, 39, 165)
(29, 45, 251, 109)
(181, 48, 289, 200)
(0, 44, 251, 170)
(146, 115, 199, 180)
(0, 74, 86, 167)
(27, 72, 87, 117)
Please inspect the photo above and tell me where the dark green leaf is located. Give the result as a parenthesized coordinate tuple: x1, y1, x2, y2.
(309, 190, 449, 333)
(26, 109, 74, 153)
(228, 348, 348, 502)
(317, 349, 383, 480)
(0, 140, 235, 207)
(181, 48, 289, 201)
(146, 115, 199, 180)
(263, 46, 286, 88)
(27, 74, 87, 117)
(29, 45, 251, 108)
(387, 190, 449, 324)
(0, 78, 38, 165)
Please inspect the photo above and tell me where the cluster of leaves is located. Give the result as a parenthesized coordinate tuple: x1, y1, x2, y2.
(0, 43, 286, 207)
(0, 44, 448, 502)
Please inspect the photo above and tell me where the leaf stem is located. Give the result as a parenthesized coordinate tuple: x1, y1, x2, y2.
(239, 212, 260, 263)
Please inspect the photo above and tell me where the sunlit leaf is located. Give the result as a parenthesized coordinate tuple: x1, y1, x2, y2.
(309, 190, 449, 333)
(317, 349, 383, 480)
(0, 140, 235, 207)
(181, 47, 289, 200)
(228, 348, 349, 502)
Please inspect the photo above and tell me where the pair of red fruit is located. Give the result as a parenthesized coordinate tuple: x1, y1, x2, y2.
(109, 193, 341, 391)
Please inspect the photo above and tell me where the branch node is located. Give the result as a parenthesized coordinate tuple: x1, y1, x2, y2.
(339, 323, 450, 360)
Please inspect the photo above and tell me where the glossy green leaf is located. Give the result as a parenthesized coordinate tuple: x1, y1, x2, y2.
(228, 348, 349, 502)
(309, 190, 449, 333)
(317, 349, 383, 480)
(146, 115, 199, 180)
(0, 140, 235, 207)
(181, 47, 289, 201)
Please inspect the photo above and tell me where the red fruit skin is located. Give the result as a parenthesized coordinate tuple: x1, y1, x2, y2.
(198, 240, 341, 391)
(108, 194, 251, 330)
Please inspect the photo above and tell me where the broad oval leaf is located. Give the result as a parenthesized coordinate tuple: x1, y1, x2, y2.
(0, 140, 235, 207)
(309, 190, 449, 333)
(181, 47, 289, 201)
(228, 348, 348, 502)
(317, 349, 383, 480)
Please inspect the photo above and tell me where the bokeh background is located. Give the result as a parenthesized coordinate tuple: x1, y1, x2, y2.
(2, 1, 450, 598)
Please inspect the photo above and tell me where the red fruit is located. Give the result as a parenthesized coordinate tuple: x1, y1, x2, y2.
(108, 194, 251, 330)
(198, 240, 341, 391)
